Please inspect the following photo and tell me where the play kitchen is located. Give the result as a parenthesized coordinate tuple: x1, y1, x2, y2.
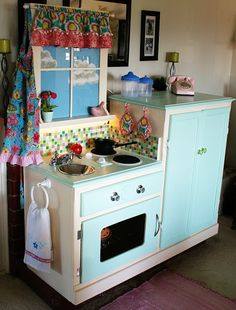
(24, 88, 234, 305)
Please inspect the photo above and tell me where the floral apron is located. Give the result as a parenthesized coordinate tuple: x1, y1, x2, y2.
(0, 8, 42, 167)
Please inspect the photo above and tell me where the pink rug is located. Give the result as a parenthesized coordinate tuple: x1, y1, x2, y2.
(100, 270, 236, 310)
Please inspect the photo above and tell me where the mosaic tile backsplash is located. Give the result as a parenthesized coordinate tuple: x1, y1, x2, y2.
(39, 123, 158, 159)
(39, 124, 110, 156)
(108, 126, 158, 159)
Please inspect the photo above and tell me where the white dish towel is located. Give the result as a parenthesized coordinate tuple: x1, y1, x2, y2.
(24, 185, 52, 273)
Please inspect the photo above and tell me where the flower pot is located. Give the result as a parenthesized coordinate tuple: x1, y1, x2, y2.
(42, 111, 54, 123)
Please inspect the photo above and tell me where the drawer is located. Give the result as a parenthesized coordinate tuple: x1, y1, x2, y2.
(80, 171, 163, 217)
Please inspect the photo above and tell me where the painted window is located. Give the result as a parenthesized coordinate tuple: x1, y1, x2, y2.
(40, 47, 101, 119)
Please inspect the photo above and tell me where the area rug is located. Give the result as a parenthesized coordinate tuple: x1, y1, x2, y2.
(100, 270, 236, 310)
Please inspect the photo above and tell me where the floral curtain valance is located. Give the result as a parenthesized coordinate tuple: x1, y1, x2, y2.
(31, 5, 113, 48)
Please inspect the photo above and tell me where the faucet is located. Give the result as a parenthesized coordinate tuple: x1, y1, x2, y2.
(49, 151, 83, 166)
(49, 151, 74, 166)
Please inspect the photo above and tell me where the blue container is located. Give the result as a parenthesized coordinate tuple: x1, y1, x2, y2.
(139, 75, 153, 97)
(121, 71, 140, 97)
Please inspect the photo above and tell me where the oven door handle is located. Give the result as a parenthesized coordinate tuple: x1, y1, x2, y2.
(154, 214, 161, 237)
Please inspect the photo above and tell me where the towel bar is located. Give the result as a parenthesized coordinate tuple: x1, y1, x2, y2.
(31, 182, 50, 209)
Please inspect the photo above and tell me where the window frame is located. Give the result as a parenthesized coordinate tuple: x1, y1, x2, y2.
(33, 46, 113, 127)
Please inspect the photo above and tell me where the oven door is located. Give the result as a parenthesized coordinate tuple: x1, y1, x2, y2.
(80, 196, 161, 283)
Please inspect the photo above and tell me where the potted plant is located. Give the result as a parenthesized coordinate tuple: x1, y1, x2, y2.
(39, 90, 58, 123)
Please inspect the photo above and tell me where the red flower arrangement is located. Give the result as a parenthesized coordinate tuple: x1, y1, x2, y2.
(39, 90, 58, 112)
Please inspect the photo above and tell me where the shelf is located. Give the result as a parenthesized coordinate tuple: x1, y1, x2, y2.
(39, 114, 115, 131)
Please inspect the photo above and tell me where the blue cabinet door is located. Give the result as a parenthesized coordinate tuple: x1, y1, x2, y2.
(80, 196, 161, 284)
(160, 112, 200, 249)
(161, 107, 230, 250)
(188, 107, 230, 235)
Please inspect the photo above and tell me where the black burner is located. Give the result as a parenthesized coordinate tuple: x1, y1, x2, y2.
(112, 155, 141, 165)
(91, 148, 116, 156)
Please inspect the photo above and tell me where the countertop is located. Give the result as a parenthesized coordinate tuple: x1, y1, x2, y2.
(28, 150, 161, 188)
(109, 91, 233, 110)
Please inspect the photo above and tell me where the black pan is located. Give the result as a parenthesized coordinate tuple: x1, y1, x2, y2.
(94, 138, 137, 155)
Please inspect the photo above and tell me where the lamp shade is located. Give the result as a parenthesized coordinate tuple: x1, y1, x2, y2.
(166, 52, 179, 63)
(0, 39, 11, 54)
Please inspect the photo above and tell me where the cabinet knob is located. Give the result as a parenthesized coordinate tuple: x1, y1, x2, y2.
(136, 185, 145, 194)
(197, 147, 207, 155)
(111, 192, 120, 201)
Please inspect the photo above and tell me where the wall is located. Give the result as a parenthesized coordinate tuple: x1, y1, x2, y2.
(108, 0, 236, 96)
(107, 0, 236, 168)
(227, 27, 236, 168)
(0, 0, 18, 114)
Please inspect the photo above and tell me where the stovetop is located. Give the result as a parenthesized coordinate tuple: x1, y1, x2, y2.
(35, 150, 160, 187)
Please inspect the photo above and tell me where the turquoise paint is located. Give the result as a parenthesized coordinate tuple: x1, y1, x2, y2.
(188, 107, 230, 235)
(81, 171, 163, 217)
(160, 112, 200, 248)
(109, 92, 233, 110)
(160, 107, 230, 249)
(29, 155, 160, 188)
(80, 196, 161, 284)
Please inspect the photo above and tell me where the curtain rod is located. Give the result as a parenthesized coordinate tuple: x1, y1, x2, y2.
(23, 3, 113, 15)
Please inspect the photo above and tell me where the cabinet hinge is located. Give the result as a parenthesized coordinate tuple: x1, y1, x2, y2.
(77, 230, 82, 240)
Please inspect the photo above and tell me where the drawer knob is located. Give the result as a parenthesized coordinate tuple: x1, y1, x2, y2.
(136, 185, 145, 194)
(111, 192, 120, 201)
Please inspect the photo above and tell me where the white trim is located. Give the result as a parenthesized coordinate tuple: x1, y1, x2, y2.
(99, 49, 108, 104)
(39, 114, 115, 132)
(33, 46, 109, 124)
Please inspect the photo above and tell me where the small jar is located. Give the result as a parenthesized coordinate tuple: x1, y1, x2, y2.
(139, 75, 153, 97)
(121, 71, 140, 97)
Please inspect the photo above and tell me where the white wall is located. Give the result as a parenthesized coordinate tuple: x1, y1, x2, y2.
(108, 0, 236, 96)
(107, 0, 236, 168)
(227, 35, 236, 168)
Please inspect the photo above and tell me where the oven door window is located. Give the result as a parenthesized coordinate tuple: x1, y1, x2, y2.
(80, 196, 161, 284)
(100, 214, 146, 262)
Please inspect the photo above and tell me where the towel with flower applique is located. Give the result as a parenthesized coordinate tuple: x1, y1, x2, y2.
(24, 200, 52, 273)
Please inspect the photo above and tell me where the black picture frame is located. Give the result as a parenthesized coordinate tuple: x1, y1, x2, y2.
(81, 0, 131, 67)
(140, 10, 160, 61)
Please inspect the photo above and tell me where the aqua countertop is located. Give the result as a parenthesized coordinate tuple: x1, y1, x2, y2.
(109, 91, 234, 110)
(28, 150, 161, 188)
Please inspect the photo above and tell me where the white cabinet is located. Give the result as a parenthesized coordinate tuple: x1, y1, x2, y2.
(24, 163, 162, 304)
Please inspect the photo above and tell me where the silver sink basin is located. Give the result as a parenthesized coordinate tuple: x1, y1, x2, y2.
(58, 163, 95, 176)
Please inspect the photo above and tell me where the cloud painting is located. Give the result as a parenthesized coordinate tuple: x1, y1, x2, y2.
(73, 59, 99, 86)
(41, 49, 57, 68)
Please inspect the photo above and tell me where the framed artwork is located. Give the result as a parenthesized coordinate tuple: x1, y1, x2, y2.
(140, 10, 160, 61)
(80, 0, 131, 67)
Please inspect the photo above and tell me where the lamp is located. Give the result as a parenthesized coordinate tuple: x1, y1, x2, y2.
(166, 52, 179, 76)
(0, 39, 11, 115)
